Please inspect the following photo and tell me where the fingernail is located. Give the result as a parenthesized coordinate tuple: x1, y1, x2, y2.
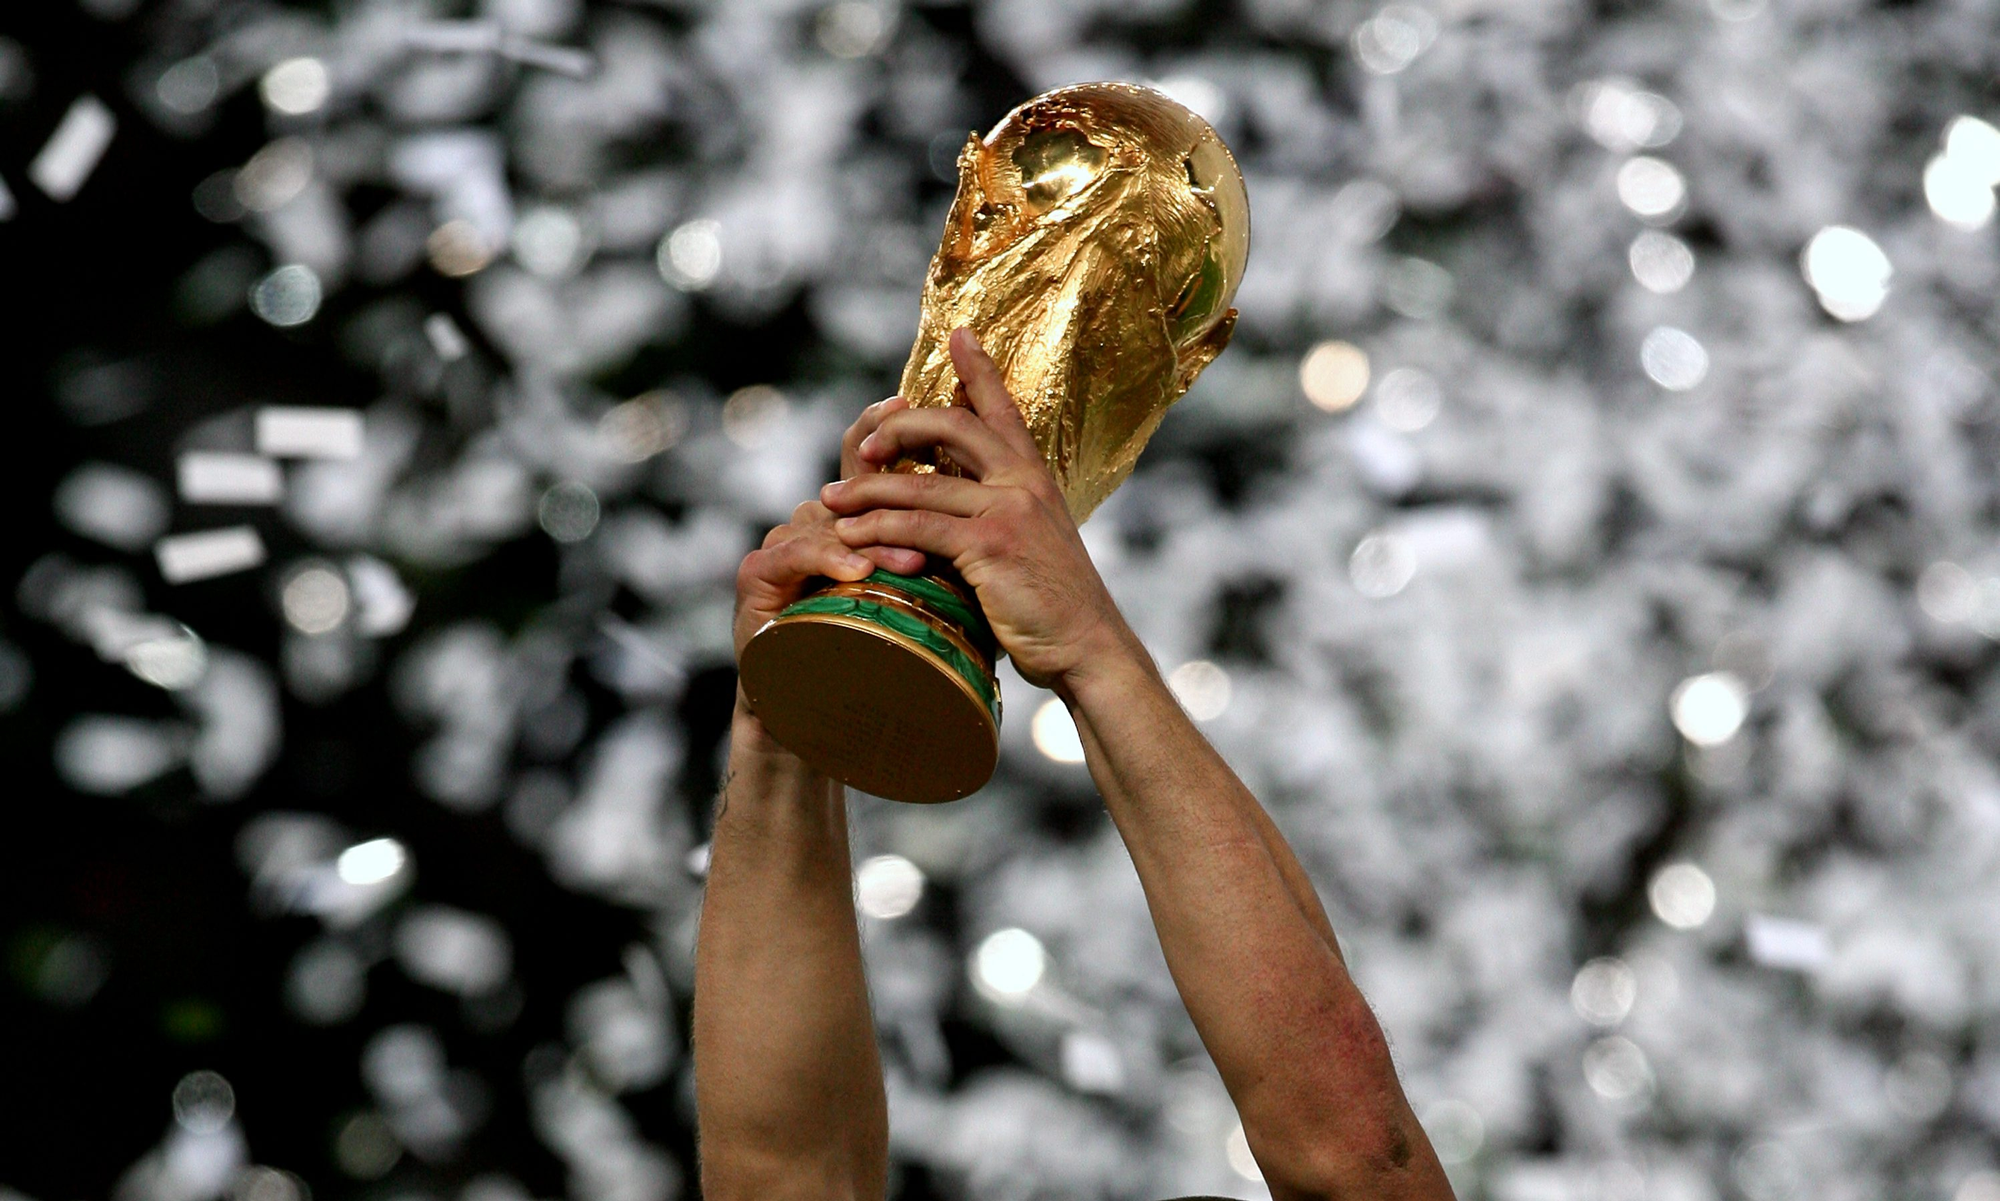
(843, 554, 871, 572)
(835, 517, 856, 531)
(859, 433, 879, 453)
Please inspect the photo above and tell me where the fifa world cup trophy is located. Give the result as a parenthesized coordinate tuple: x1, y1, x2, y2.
(737, 82, 1250, 803)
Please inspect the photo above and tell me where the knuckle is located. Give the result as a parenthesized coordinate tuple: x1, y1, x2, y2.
(974, 518, 1010, 553)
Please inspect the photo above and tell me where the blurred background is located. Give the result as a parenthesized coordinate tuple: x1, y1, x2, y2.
(5, 0, 2000, 1198)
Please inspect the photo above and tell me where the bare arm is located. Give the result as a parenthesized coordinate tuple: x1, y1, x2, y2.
(693, 712, 885, 1200)
(822, 329, 1454, 1201)
(693, 403, 927, 1201)
(1060, 634, 1450, 1200)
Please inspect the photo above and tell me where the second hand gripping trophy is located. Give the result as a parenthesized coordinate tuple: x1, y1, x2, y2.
(737, 82, 1250, 803)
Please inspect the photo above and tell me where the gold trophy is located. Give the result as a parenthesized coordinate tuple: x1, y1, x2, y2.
(737, 82, 1249, 803)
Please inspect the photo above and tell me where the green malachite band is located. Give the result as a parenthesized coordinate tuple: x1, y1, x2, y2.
(860, 570, 995, 654)
(777, 595, 998, 719)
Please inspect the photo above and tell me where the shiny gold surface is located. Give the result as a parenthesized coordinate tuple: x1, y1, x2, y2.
(743, 82, 1248, 802)
(738, 610, 999, 804)
(897, 81, 1249, 521)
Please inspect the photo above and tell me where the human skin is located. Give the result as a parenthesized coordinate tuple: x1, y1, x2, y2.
(691, 329, 1456, 1201)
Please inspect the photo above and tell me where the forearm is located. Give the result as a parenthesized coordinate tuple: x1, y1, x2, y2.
(1059, 629, 1448, 1200)
(691, 703, 888, 1200)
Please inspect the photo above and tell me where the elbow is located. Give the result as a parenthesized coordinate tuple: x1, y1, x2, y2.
(1240, 1008, 1453, 1199)
(1249, 1116, 1448, 1201)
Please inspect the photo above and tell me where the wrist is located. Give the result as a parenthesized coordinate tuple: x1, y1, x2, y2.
(726, 695, 833, 794)
(1051, 615, 1157, 713)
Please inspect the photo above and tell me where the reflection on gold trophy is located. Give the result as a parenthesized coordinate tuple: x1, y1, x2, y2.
(737, 82, 1250, 803)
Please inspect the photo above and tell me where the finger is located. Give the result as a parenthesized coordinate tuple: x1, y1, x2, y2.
(746, 530, 875, 596)
(948, 328, 1040, 458)
(841, 396, 908, 478)
(860, 545, 928, 575)
(857, 407, 1014, 478)
(820, 470, 990, 518)
(832, 508, 975, 563)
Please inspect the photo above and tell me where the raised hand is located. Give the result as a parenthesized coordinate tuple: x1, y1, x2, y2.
(731, 399, 927, 669)
(818, 328, 1136, 694)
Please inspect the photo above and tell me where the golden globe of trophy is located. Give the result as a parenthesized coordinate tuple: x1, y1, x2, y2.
(738, 82, 1250, 803)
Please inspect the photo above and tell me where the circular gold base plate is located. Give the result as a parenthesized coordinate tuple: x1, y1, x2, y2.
(738, 611, 999, 803)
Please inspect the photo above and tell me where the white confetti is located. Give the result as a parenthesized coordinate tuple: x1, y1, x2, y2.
(1745, 915, 1832, 972)
(178, 452, 283, 505)
(29, 94, 115, 201)
(155, 527, 267, 584)
(424, 313, 470, 361)
(255, 407, 364, 460)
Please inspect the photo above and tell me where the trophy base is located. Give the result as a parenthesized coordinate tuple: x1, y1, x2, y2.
(738, 572, 1001, 804)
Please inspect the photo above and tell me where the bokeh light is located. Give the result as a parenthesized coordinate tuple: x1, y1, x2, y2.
(1421, 1099, 1484, 1166)
(1943, 116, 2000, 184)
(171, 1070, 235, 1135)
(1570, 958, 1638, 1027)
(1349, 530, 1416, 598)
(972, 927, 1046, 1002)
(1578, 79, 1682, 152)
(259, 57, 329, 116)
(1640, 326, 1709, 391)
(336, 838, 408, 887)
(855, 853, 925, 919)
(1670, 671, 1749, 746)
(1582, 1036, 1654, 1106)
(1615, 157, 1687, 222)
(1224, 1120, 1263, 1180)
(1628, 231, 1695, 294)
(248, 264, 321, 327)
(1648, 863, 1717, 929)
(817, 1, 893, 58)
(157, 57, 220, 116)
(1373, 366, 1442, 432)
(658, 219, 722, 291)
(1299, 340, 1370, 411)
(1924, 152, 1996, 230)
(281, 562, 350, 635)
(232, 138, 312, 213)
(720, 385, 789, 448)
(1801, 225, 1891, 321)
(538, 482, 601, 543)
(1917, 560, 1979, 625)
(1031, 697, 1086, 764)
(1351, 5, 1437, 75)
(1167, 660, 1232, 722)
(428, 220, 495, 278)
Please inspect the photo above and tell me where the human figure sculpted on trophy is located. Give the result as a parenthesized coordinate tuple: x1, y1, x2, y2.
(737, 81, 1250, 803)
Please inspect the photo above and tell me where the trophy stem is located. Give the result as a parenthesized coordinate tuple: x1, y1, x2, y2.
(737, 570, 1003, 803)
